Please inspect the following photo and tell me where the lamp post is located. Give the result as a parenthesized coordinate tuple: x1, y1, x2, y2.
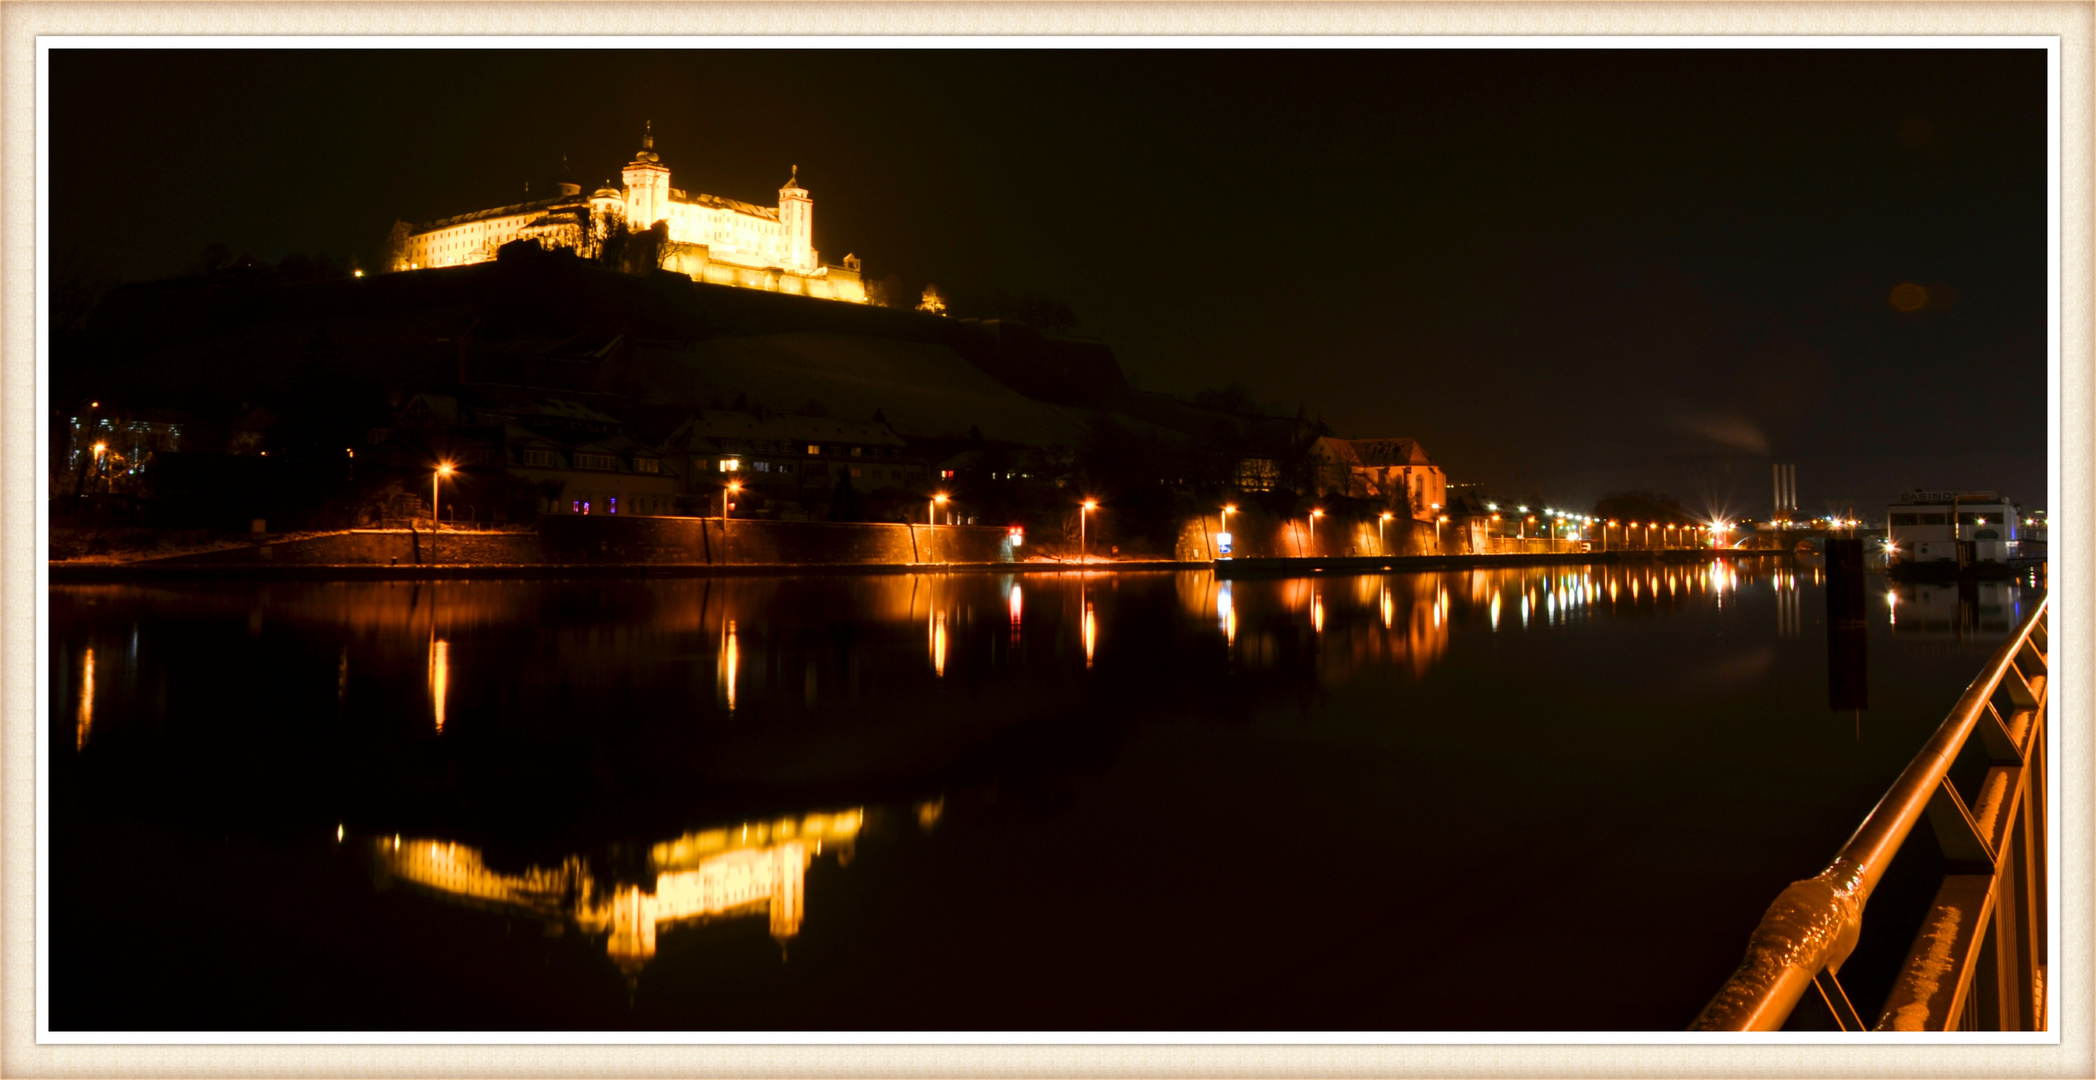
(1220, 503, 1236, 560)
(929, 493, 948, 562)
(723, 479, 741, 521)
(1435, 514, 1449, 553)
(1378, 510, 1393, 554)
(1080, 499, 1097, 561)
(432, 461, 455, 564)
(1308, 508, 1323, 556)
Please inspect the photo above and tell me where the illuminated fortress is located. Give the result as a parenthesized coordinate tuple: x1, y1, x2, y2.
(385, 124, 867, 303)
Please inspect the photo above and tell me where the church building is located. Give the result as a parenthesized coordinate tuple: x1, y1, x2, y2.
(385, 124, 868, 303)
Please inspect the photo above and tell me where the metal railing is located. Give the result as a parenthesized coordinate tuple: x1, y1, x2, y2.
(1692, 596, 2049, 1031)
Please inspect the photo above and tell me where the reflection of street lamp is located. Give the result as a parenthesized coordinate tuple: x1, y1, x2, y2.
(1080, 499, 1098, 561)
(1378, 510, 1393, 553)
(432, 462, 455, 563)
(1309, 508, 1324, 555)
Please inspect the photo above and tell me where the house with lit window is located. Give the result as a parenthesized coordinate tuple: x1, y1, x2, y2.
(1307, 436, 1447, 520)
(658, 411, 922, 518)
(379, 390, 680, 519)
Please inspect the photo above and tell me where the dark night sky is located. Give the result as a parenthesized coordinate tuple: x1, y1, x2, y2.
(50, 47, 2051, 518)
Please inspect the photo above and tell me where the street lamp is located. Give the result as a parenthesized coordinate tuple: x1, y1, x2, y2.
(1080, 498, 1098, 561)
(1605, 519, 1617, 552)
(432, 461, 455, 564)
(1220, 503, 1237, 560)
(1378, 510, 1393, 554)
(929, 493, 948, 563)
(1435, 514, 1448, 553)
(1309, 508, 1324, 555)
(724, 479, 742, 521)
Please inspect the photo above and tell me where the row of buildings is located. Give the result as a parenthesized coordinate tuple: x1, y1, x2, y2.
(376, 385, 931, 522)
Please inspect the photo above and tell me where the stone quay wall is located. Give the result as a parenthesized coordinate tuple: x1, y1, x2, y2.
(141, 519, 1019, 567)
(147, 529, 545, 566)
(535, 515, 1015, 565)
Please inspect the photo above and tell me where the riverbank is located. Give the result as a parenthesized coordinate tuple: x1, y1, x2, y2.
(1212, 548, 1785, 579)
(48, 537, 1785, 584)
(46, 559, 1212, 583)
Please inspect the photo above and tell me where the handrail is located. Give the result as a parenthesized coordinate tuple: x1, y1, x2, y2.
(1692, 595, 2049, 1031)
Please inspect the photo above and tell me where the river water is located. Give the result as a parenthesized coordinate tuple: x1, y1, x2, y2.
(47, 562, 2042, 1031)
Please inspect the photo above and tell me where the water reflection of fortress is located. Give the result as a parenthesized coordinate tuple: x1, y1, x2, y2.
(373, 810, 862, 975)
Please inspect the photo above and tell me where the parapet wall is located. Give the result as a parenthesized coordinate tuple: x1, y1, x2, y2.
(150, 529, 545, 566)
(534, 515, 1018, 565)
(146, 519, 1019, 567)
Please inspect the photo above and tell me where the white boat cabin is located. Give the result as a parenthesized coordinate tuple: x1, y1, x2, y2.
(1886, 490, 2019, 563)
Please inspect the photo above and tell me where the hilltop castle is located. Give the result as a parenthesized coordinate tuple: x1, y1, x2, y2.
(385, 124, 867, 303)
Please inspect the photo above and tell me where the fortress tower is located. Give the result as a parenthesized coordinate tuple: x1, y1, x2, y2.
(779, 166, 814, 272)
(621, 122, 672, 230)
